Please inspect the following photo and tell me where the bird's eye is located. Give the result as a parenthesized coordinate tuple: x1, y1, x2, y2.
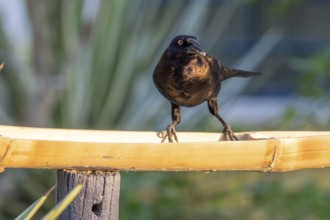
(177, 39, 184, 46)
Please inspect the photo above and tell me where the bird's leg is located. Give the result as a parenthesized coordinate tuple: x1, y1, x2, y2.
(157, 103, 181, 143)
(207, 98, 238, 141)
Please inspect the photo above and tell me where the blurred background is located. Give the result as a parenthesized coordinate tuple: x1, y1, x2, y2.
(0, 0, 330, 219)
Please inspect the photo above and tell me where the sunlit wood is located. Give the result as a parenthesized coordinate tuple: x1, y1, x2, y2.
(1, 125, 330, 172)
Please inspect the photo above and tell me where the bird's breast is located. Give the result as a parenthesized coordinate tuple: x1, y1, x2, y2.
(180, 56, 207, 80)
(153, 54, 219, 107)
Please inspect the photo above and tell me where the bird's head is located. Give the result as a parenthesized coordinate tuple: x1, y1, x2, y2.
(167, 35, 206, 58)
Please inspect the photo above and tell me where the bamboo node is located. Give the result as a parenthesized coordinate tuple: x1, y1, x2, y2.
(0, 137, 13, 170)
(263, 138, 279, 172)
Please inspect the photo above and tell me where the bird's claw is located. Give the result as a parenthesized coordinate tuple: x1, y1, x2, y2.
(157, 124, 178, 143)
(219, 126, 238, 141)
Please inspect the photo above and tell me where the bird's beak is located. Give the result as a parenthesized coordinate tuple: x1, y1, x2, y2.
(186, 38, 204, 55)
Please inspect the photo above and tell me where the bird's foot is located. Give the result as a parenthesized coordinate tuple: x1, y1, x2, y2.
(157, 124, 178, 143)
(219, 126, 238, 141)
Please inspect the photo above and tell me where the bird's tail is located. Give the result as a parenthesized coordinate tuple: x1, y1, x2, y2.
(220, 66, 261, 81)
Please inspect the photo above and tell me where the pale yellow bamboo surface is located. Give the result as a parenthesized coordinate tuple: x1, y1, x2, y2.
(1, 125, 330, 172)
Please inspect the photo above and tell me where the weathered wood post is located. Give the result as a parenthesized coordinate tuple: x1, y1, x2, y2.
(56, 170, 120, 220)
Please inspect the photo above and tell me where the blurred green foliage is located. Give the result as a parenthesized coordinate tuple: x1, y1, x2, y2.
(295, 49, 330, 98)
(276, 49, 330, 130)
(0, 0, 330, 219)
(249, 0, 305, 21)
(120, 171, 330, 220)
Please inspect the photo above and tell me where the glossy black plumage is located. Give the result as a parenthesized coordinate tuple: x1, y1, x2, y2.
(153, 35, 261, 142)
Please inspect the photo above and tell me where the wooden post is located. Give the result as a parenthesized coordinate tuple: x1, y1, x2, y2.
(56, 170, 120, 220)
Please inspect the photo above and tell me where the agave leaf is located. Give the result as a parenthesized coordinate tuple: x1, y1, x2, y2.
(41, 183, 84, 220)
(14, 185, 56, 220)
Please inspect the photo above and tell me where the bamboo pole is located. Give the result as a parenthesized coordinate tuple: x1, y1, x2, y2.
(1, 125, 330, 172)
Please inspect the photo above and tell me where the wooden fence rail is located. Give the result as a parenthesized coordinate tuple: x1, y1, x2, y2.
(1, 125, 330, 172)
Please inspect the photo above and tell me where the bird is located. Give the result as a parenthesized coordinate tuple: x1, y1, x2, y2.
(153, 35, 261, 142)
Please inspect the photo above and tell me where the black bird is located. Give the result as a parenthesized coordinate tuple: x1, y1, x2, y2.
(153, 35, 261, 142)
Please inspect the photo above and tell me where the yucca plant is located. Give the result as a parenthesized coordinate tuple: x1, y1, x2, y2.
(14, 184, 83, 220)
(0, 0, 273, 129)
